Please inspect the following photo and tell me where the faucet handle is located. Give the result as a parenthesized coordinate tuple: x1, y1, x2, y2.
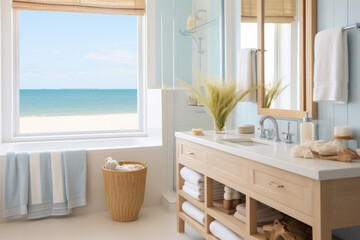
(282, 122, 295, 144)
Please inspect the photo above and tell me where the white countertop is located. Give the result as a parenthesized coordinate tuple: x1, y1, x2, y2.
(175, 130, 360, 180)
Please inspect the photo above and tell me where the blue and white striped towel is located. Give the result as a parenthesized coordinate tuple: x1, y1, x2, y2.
(3, 150, 86, 219)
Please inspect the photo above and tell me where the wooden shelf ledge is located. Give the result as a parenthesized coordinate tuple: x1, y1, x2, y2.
(178, 190, 205, 211)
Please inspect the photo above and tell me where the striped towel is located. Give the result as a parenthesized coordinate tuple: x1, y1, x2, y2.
(3, 150, 87, 219)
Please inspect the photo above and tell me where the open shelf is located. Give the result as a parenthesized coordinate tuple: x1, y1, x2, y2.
(207, 207, 247, 237)
(179, 190, 205, 211)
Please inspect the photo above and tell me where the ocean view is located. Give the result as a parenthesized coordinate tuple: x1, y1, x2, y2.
(20, 89, 138, 117)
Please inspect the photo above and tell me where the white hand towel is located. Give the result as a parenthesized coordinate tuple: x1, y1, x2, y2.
(184, 181, 224, 192)
(237, 48, 257, 102)
(182, 201, 205, 225)
(210, 220, 244, 240)
(184, 181, 204, 192)
(180, 167, 204, 184)
(234, 211, 246, 223)
(313, 27, 348, 104)
(182, 185, 204, 202)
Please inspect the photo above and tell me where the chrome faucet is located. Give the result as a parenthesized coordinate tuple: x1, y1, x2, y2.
(259, 115, 281, 142)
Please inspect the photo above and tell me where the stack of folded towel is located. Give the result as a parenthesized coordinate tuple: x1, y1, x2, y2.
(182, 201, 205, 226)
(210, 220, 244, 240)
(234, 202, 283, 232)
(180, 167, 224, 202)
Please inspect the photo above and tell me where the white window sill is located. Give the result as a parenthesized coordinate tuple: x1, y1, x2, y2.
(0, 135, 162, 157)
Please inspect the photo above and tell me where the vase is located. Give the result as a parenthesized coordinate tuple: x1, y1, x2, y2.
(213, 118, 226, 134)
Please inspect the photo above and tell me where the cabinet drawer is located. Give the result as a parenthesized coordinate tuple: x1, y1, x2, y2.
(251, 166, 313, 216)
(179, 142, 203, 164)
(206, 152, 248, 188)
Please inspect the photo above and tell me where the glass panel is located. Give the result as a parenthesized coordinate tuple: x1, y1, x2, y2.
(173, 0, 223, 87)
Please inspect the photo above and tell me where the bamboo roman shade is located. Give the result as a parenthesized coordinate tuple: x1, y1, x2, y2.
(241, 0, 296, 23)
(12, 0, 146, 16)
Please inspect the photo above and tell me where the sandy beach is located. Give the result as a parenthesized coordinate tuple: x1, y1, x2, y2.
(20, 113, 138, 134)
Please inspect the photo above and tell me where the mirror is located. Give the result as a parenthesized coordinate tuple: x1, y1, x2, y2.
(250, 0, 317, 119)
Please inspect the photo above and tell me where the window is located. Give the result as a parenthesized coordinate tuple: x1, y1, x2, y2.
(17, 11, 142, 136)
(0, 0, 149, 141)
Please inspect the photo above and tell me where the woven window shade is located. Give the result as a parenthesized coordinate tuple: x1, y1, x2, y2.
(12, 0, 146, 16)
(241, 0, 296, 23)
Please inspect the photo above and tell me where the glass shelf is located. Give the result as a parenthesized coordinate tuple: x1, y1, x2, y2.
(182, 19, 218, 34)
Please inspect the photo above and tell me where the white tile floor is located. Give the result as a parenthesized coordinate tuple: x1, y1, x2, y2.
(0, 206, 204, 240)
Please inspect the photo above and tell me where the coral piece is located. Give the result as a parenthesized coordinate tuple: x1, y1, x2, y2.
(319, 148, 359, 163)
(263, 220, 295, 240)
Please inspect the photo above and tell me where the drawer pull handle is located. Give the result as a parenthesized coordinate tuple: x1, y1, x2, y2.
(268, 181, 284, 188)
(186, 151, 195, 156)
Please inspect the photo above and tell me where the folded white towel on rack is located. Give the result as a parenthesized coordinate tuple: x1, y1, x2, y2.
(313, 27, 348, 103)
(233, 213, 265, 233)
(236, 202, 268, 215)
(180, 167, 204, 185)
(182, 201, 205, 225)
(234, 210, 283, 224)
(183, 184, 223, 202)
(237, 48, 257, 102)
(183, 185, 204, 202)
(210, 220, 244, 240)
(184, 181, 224, 192)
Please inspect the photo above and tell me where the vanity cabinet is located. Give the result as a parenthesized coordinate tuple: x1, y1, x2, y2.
(176, 138, 360, 240)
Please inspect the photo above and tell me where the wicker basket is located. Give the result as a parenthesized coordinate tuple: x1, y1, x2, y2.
(102, 161, 147, 222)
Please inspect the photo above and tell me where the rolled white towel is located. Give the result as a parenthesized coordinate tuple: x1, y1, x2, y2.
(232, 191, 242, 200)
(234, 211, 246, 223)
(180, 167, 204, 184)
(183, 185, 204, 202)
(115, 165, 130, 172)
(182, 201, 205, 225)
(104, 157, 119, 170)
(236, 202, 272, 215)
(184, 181, 224, 191)
(210, 220, 244, 240)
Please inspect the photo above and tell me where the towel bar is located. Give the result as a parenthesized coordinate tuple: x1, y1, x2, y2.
(343, 23, 360, 31)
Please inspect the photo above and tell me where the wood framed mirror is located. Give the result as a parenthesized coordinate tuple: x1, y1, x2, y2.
(252, 0, 317, 119)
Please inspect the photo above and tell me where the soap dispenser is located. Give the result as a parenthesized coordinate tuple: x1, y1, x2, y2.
(300, 112, 314, 145)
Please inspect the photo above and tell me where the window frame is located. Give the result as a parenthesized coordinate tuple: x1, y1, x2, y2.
(1, 2, 148, 142)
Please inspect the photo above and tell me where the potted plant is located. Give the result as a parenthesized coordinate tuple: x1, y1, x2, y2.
(180, 75, 255, 134)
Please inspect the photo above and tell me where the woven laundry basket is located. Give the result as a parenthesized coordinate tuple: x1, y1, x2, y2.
(102, 161, 147, 222)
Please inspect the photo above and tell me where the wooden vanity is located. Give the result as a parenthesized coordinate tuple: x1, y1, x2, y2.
(176, 133, 360, 240)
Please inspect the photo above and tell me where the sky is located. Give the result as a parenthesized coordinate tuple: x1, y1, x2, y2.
(19, 11, 138, 89)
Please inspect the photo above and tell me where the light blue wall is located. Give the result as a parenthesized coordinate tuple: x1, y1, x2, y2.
(235, 0, 360, 238)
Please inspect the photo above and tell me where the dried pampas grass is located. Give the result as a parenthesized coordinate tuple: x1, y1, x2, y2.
(179, 74, 255, 133)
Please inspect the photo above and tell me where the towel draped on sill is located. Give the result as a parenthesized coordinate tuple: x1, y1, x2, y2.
(3, 150, 86, 219)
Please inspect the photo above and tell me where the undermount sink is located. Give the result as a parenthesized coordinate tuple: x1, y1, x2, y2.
(223, 138, 273, 147)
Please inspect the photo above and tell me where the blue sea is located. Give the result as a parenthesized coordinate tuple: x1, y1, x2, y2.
(20, 89, 138, 116)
